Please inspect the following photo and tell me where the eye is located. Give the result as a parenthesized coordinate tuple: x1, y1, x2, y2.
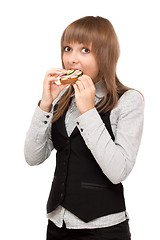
(64, 46, 71, 52)
(82, 48, 91, 54)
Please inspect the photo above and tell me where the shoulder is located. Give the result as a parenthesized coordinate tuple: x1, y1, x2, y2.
(120, 89, 144, 103)
(118, 89, 144, 110)
(112, 90, 144, 117)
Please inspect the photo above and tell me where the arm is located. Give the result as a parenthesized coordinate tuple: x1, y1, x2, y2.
(24, 68, 69, 166)
(75, 90, 144, 184)
(24, 105, 54, 166)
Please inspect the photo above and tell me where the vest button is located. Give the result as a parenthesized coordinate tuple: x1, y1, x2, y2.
(60, 193, 64, 198)
(61, 182, 64, 187)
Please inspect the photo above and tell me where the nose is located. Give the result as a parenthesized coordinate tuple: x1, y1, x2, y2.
(69, 50, 79, 64)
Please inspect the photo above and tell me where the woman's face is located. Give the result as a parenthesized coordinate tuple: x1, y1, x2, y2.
(62, 42, 100, 83)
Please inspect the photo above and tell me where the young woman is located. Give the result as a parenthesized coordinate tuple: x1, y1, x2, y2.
(24, 16, 144, 239)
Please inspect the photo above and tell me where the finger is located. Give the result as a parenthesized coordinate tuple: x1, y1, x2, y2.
(46, 69, 67, 77)
(45, 76, 57, 83)
(73, 83, 80, 95)
(78, 75, 94, 89)
(75, 80, 85, 92)
(79, 75, 94, 86)
(47, 68, 66, 74)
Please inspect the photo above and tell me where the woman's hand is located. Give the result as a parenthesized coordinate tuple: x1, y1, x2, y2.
(73, 75, 96, 114)
(40, 68, 69, 112)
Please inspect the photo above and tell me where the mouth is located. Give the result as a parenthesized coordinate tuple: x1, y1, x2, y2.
(68, 67, 81, 71)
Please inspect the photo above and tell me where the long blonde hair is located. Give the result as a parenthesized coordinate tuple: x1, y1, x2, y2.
(52, 16, 131, 123)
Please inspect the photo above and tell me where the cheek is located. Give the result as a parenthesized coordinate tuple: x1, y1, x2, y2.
(84, 67, 99, 80)
(91, 69, 99, 80)
(88, 61, 99, 79)
(62, 55, 66, 66)
(62, 54, 69, 68)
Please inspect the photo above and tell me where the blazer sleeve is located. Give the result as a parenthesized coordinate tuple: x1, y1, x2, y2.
(24, 105, 54, 166)
(76, 90, 144, 184)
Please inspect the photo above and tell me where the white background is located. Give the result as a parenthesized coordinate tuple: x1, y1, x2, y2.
(0, 0, 159, 239)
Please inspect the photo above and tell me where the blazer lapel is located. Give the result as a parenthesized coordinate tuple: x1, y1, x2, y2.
(56, 117, 80, 138)
(70, 126, 79, 137)
(54, 97, 80, 138)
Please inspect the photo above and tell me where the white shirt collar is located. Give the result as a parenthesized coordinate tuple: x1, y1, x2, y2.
(95, 79, 106, 99)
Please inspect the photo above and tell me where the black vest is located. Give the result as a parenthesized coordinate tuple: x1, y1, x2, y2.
(47, 104, 126, 222)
